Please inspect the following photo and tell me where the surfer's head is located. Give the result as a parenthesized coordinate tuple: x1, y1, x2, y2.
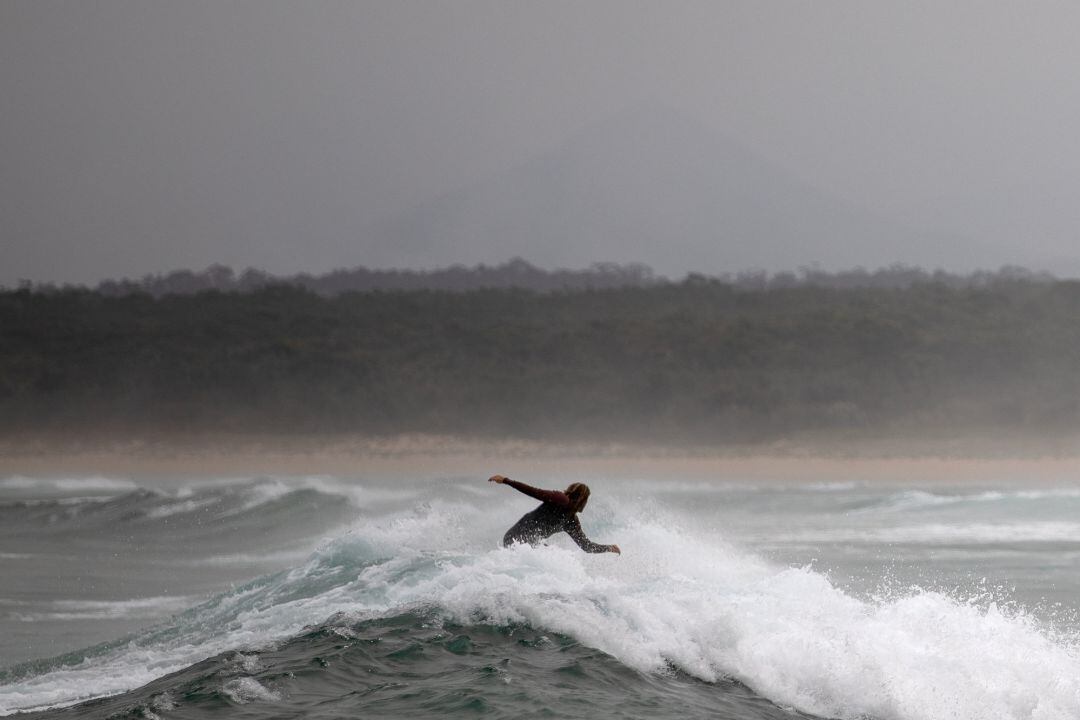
(565, 483, 591, 513)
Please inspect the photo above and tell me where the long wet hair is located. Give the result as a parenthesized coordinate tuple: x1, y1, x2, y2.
(564, 483, 591, 513)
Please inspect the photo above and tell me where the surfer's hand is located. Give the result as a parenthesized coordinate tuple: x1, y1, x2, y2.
(609, 544, 621, 555)
(489, 474, 507, 484)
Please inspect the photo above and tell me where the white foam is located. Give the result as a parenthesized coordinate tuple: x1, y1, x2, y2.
(377, 513, 1080, 720)
(221, 677, 281, 704)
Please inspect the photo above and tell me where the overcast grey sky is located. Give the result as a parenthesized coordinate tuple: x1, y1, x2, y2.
(4, 1, 1080, 285)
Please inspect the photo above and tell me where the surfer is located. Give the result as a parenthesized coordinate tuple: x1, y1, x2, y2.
(489, 474, 621, 554)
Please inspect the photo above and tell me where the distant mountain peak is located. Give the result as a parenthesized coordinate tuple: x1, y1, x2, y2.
(362, 107, 964, 276)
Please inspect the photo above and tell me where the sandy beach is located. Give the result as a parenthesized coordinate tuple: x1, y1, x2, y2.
(4, 432, 1080, 485)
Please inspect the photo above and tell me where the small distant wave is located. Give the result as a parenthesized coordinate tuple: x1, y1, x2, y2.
(172, 549, 314, 568)
(632, 480, 863, 496)
(143, 497, 220, 519)
(0, 477, 137, 495)
(853, 487, 1080, 514)
(636, 480, 759, 493)
(1011, 488, 1080, 500)
(47, 478, 138, 493)
(0, 496, 109, 509)
(771, 521, 1080, 545)
(229, 476, 414, 514)
(896, 489, 964, 507)
(804, 481, 861, 492)
(3, 596, 198, 623)
(0, 477, 381, 531)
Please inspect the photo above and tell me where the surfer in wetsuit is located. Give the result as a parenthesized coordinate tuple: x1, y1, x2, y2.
(489, 475, 621, 554)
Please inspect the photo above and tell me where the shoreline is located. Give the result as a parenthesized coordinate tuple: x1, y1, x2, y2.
(3, 433, 1080, 485)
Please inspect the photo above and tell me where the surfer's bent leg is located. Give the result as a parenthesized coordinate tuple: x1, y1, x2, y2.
(503, 522, 527, 547)
(502, 514, 538, 547)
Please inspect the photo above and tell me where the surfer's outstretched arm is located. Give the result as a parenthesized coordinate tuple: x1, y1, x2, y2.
(489, 475, 571, 509)
(565, 516, 620, 554)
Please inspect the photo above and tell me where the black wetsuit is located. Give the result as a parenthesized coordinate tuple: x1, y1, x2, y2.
(501, 479, 610, 553)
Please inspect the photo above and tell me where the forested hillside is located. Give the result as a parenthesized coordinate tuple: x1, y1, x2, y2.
(3, 277, 1080, 444)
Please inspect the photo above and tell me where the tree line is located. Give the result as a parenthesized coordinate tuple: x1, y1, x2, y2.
(3, 276, 1080, 444)
(10, 259, 1055, 297)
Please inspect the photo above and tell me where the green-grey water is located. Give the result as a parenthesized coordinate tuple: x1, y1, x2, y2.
(3, 473, 1080, 719)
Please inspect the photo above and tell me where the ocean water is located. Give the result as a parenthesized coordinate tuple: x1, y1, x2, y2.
(3, 471, 1080, 719)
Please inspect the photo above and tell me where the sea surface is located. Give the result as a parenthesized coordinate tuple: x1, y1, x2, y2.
(3, 469, 1080, 719)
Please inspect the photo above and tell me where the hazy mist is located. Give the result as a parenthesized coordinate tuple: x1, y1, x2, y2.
(5, 1, 1080, 285)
